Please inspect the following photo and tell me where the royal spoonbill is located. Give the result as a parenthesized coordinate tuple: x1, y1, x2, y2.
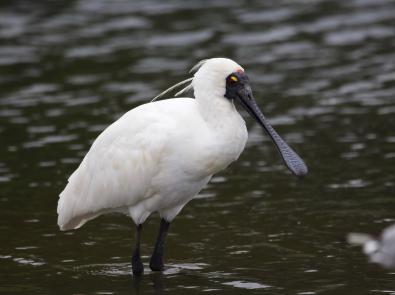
(348, 224, 395, 269)
(57, 57, 308, 276)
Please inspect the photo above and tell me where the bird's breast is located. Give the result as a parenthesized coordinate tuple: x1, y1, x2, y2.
(181, 112, 248, 178)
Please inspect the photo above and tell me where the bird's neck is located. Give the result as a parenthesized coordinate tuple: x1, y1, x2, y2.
(195, 89, 241, 128)
(193, 89, 248, 176)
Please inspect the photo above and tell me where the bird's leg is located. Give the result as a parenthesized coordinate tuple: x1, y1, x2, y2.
(149, 218, 170, 271)
(132, 224, 144, 276)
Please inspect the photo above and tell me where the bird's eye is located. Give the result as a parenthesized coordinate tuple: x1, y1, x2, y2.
(228, 75, 239, 85)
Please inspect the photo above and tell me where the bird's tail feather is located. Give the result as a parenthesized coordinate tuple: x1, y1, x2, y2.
(57, 162, 101, 231)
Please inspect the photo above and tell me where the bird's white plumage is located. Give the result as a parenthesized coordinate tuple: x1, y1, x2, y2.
(57, 58, 248, 230)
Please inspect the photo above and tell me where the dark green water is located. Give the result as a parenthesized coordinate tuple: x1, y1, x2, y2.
(1, 0, 395, 294)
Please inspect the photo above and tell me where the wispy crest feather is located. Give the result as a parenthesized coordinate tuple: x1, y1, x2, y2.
(151, 78, 193, 102)
(189, 59, 207, 73)
(151, 59, 208, 102)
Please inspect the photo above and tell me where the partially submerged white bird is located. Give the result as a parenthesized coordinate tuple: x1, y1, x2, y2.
(57, 57, 308, 276)
(348, 224, 395, 269)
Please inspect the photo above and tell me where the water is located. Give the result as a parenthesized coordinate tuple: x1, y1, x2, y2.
(1, 0, 395, 294)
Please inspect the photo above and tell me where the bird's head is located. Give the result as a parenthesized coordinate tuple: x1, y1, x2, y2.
(192, 58, 244, 98)
(192, 57, 308, 177)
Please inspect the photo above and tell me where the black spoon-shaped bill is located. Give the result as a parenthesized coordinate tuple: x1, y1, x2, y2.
(236, 87, 308, 177)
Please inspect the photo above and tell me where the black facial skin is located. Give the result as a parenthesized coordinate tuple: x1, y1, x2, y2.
(225, 71, 308, 177)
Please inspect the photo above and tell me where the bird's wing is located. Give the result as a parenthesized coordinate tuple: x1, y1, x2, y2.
(57, 101, 181, 230)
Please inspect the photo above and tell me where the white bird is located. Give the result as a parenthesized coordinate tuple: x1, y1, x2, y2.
(57, 57, 307, 276)
(348, 224, 395, 269)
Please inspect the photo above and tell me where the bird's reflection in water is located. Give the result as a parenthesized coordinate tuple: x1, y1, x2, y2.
(131, 271, 164, 295)
(131, 275, 143, 294)
(151, 272, 165, 295)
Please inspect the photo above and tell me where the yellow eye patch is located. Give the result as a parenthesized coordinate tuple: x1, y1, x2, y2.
(230, 75, 238, 82)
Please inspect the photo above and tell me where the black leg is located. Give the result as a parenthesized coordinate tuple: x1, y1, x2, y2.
(132, 224, 144, 276)
(150, 218, 170, 271)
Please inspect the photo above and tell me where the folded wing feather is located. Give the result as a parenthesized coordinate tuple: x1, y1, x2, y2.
(57, 104, 175, 230)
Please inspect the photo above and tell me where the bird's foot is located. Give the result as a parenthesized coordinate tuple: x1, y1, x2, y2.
(132, 255, 144, 276)
(149, 254, 164, 271)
